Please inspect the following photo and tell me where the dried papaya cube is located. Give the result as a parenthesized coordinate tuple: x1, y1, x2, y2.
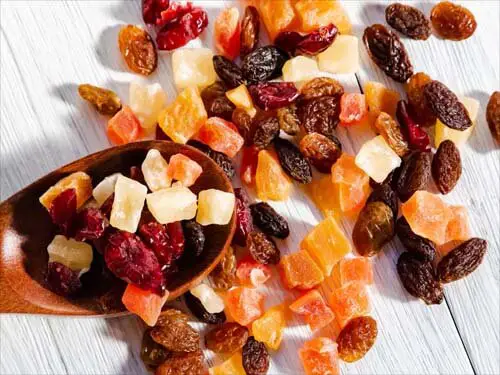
(282, 56, 320, 83)
(299, 337, 340, 375)
(252, 303, 288, 350)
(107, 106, 141, 145)
(236, 256, 272, 287)
(47, 235, 93, 273)
(122, 284, 169, 326)
(196, 117, 244, 158)
(435, 96, 479, 148)
(301, 216, 351, 277)
(214, 7, 241, 60)
(364, 81, 400, 119)
(172, 48, 217, 90)
(258, 0, 297, 41)
(339, 257, 374, 285)
(167, 153, 202, 187)
(158, 86, 207, 144)
(307, 175, 341, 221)
(92, 173, 123, 207)
(294, 0, 351, 34)
(40, 172, 92, 210)
(445, 205, 470, 243)
(355, 135, 402, 183)
(224, 287, 264, 326)
(279, 250, 324, 290)
(190, 283, 225, 314)
(339, 93, 367, 125)
(196, 189, 235, 226)
(141, 149, 172, 192)
(226, 84, 256, 116)
(328, 281, 371, 329)
(318, 35, 359, 74)
(240, 146, 259, 186)
(209, 352, 245, 375)
(289, 289, 335, 331)
(110, 175, 147, 233)
(146, 185, 197, 224)
(256, 149, 293, 201)
(129, 81, 167, 132)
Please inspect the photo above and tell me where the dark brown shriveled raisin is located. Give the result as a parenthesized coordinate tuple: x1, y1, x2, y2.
(250, 202, 289, 239)
(299, 132, 342, 173)
(242, 337, 270, 375)
(253, 116, 280, 149)
(486, 91, 500, 142)
(274, 138, 312, 183)
(437, 238, 487, 283)
(205, 323, 249, 354)
(432, 140, 461, 194)
(396, 217, 436, 262)
(247, 231, 280, 265)
(396, 151, 432, 202)
(385, 3, 431, 40)
(299, 96, 340, 140)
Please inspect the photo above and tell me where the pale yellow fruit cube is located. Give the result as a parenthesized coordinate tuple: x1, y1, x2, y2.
(435, 96, 479, 148)
(48, 235, 93, 273)
(209, 353, 245, 375)
(40, 172, 92, 210)
(252, 304, 288, 350)
(172, 48, 217, 90)
(318, 35, 359, 74)
(92, 173, 123, 206)
(226, 84, 255, 111)
(190, 283, 225, 313)
(282, 56, 320, 83)
(129, 82, 167, 132)
(110, 176, 147, 233)
(141, 149, 171, 192)
(146, 185, 197, 224)
(355, 135, 401, 183)
(196, 189, 235, 226)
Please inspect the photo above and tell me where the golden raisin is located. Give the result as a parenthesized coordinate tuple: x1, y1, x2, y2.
(430, 1, 477, 41)
(118, 25, 158, 75)
(337, 316, 378, 362)
(78, 84, 122, 116)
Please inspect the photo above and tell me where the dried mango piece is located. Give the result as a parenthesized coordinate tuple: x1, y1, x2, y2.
(339, 257, 374, 285)
(225, 287, 264, 326)
(258, 0, 297, 41)
(328, 281, 371, 329)
(279, 250, 324, 290)
(364, 81, 400, 119)
(122, 284, 169, 327)
(294, 0, 351, 34)
(209, 352, 245, 375)
(289, 289, 335, 331)
(256, 149, 293, 201)
(107, 106, 141, 145)
(307, 175, 341, 221)
(252, 304, 288, 350)
(299, 337, 340, 375)
(196, 117, 244, 158)
(355, 135, 401, 183)
(40, 172, 92, 210)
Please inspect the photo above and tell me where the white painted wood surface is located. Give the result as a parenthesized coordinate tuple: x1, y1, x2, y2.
(0, 1, 498, 374)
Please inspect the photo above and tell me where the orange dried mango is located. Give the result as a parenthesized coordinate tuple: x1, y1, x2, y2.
(307, 175, 341, 221)
(339, 257, 374, 285)
(256, 149, 293, 201)
(364, 81, 400, 119)
(294, 0, 351, 35)
(289, 289, 335, 331)
(279, 250, 324, 290)
(328, 281, 371, 328)
(39, 172, 92, 210)
(225, 287, 264, 326)
(299, 337, 340, 375)
(252, 303, 288, 350)
(257, 0, 297, 41)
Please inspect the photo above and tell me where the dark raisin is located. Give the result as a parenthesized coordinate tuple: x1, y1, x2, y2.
(242, 337, 270, 375)
(396, 151, 432, 202)
(45, 262, 82, 297)
(367, 184, 398, 219)
(363, 24, 413, 82)
(385, 3, 431, 40)
(232, 108, 255, 145)
(213, 55, 246, 89)
(277, 105, 300, 135)
(299, 96, 340, 140)
(405, 72, 436, 127)
(396, 217, 436, 262)
(274, 137, 312, 183)
(188, 141, 235, 179)
(205, 323, 249, 353)
(247, 231, 280, 265)
(300, 77, 344, 100)
(73, 207, 108, 241)
(430, 1, 477, 41)
(249, 82, 299, 111)
(299, 132, 342, 173)
(78, 84, 122, 116)
(253, 116, 280, 149)
(201, 82, 235, 121)
(182, 220, 205, 257)
(184, 291, 226, 324)
(432, 140, 462, 194)
(242, 46, 288, 83)
(396, 100, 430, 151)
(118, 25, 157, 76)
(240, 6, 260, 57)
(486, 91, 500, 142)
(337, 316, 378, 363)
(233, 188, 254, 246)
(155, 350, 205, 375)
(141, 329, 171, 368)
(210, 245, 236, 290)
(250, 202, 289, 239)
(49, 188, 77, 236)
(437, 238, 487, 283)
(151, 309, 200, 352)
(397, 251, 444, 305)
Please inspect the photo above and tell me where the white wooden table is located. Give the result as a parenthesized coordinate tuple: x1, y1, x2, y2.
(1, 1, 499, 374)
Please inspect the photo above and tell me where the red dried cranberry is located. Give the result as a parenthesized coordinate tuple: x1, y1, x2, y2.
(46, 262, 82, 297)
(249, 82, 299, 111)
(49, 188, 77, 235)
(139, 221, 185, 269)
(129, 166, 146, 185)
(296, 24, 338, 55)
(166, 222, 185, 261)
(396, 100, 430, 152)
(74, 208, 108, 241)
(274, 31, 305, 56)
(142, 0, 170, 25)
(233, 188, 253, 246)
(156, 2, 193, 27)
(104, 231, 166, 295)
(100, 193, 114, 218)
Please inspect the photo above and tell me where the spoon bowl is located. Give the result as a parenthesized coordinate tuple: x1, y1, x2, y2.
(0, 140, 235, 316)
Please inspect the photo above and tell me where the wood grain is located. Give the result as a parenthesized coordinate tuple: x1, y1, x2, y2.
(0, 1, 498, 374)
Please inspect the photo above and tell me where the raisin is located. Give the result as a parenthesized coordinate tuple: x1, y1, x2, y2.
(45, 262, 82, 297)
(188, 141, 235, 179)
(201, 82, 235, 121)
(385, 3, 431, 40)
(274, 137, 312, 183)
(396, 217, 436, 262)
(396, 100, 430, 151)
(249, 82, 299, 111)
(240, 6, 260, 58)
(374, 112, 409, 157)
(78, 84, 122, 116)
(205, 323, 249, 354)
(300, 77, 344, 101)
(142, 0, 170, 25)
(405, 72, 436, 127)
(253, 116, 280, 149)
(141, 329, 171, 368)
(151, 309, 200, 352)
(242, 337, 270, 375)
(423, 80, 472, 130)
(74, 207, 108, 241)
(182, 220, 205, 258)
(155, 350, 205, 375)
(213, 56, 246, 89)
(367, 184, 398, 220)
(275, 24, 338, 56)
(277, 105, 300, 135)
(363, 24, 413, 83)
(250, 202, 289, 239)
(118, 25, 157, 76)
(353, 202, 394, 257)
(437, 238, 487, 283)
(242, 46, 288, 83)
(49, 188, 77, 236)
(184, 291, 226, 324)
(233, 188, 254, 246)
(486, 91, 500, 142)
(247, 231, 280, 265)
(299, 132, 342, 173)
(232, 108, 255, 145)
(337, 316, 378, 363)
(432, 140, 462, 194)
(210, 245, 236, 290)
(396, 151, 432, 202)
(397, 252, 444, 305)
(299, 96, 341, 140)
(430, 1, 477, 41)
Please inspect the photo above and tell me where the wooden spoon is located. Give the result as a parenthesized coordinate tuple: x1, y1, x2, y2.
(0, 141, 235, 316)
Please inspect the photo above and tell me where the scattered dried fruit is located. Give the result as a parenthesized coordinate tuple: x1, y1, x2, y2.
(232, 108, 255, 145)
(242, 337, 270, 375)
(339, 93, 368, 125)
(274, 137, 312, 183)
(107, 106, 141, 145)
(396, 217, 436, 262)
(247, 231, 280, 265)
(299, 337, 340, 375)
(300, 77, 344, 101)
(282, 56, 320, 83)
(236, 256, 272, 287)
(279, 250, 324, 290)
(78, 84, 122, 116)
(156, 350, 205, 375)
(328, 281, 371, 328)
(364, 81, 400, 118)
(196, 117, 244, 158)
(240, 6, 260, 57)
(118, 25, 157, 75)
(317, 34, 360, 74)
(337, 316, 378, 363)
(396, 151, 432, 202)
(385, 3, 431, 40)
(189, 141, 236, 179)
(355, 135, 402, 184)
(289, 289, 335, 331)
(172, 48, 217, 90)
(240, 146, 259, 185)
(122, 284, 169, 326)
(242, 46, 289, 83)
(486, 91, 500, 142)
(225, 287, 264, 326)
(430, 1, 477, 41)
(205, 323, 249, 353)
(437, 238, 487, 283)
(255, 149, 293, 201)
(252, 304, 288, 350)
(339, 257, 374, 285)
(432, 140, 462, 194)
(250, 202, 289, 239)
(214, 7, 241, 60)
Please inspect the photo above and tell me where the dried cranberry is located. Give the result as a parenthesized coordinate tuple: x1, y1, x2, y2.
(166, 221, 185, 262)
(142, 0, 170, 25)
(396, 100, 430, 151)
(74, 208, 108, 241)
(249, 82, 299, 111)
(296, 24, 337, 55)
(233, 188, 253, 246)
(46, 262, 81, 297)
(104, 231, 165, 295)
(274, 31, 305, 56)
(49, 188, 77, 235)
(156, 2, 193, 26)
(129, 166, 146, 185)
(139, 221, 185, 269)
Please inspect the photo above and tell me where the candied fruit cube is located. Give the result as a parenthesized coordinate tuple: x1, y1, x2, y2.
(92, 173, 123, 207)
(301, 216, 351, 276)
(279, 250, 324, 290)
(214, 7, 241, 60)
(258, 0, 297, 41)
(435, 96, 479, 148)
(282, 56, 320, 83)
(355, 135, 401, 183)
(307, 175, 341, 221)
(122, 284, 169, 326)
(107, 106, 141, 145)
(317, 35, 359, 74)
(445, 205, 470, 244)
(364, 81, 400, 119)
(226, 84, 256, 115)
(146, 185, 197, 224)
(167, 153, 202, 187)
(299, 337, 340, 375)
(240, 146, 259, 186)
(339, 93, 367, 125)
(196, 117, 244, 158)
(110, 175, 147, 233)
(209, 352, 245, 375)
(47, 235, 93, 273)
(172, 48, 217, 90)
(40, 172, 92, 210)
(339, 257, 374, 285)
(294, 0, 351, 34)
(252, 303, 288, 350)
(158, 86, 207, 144)
(190, 283, 225, 313)
(328, 281, 371, 328)
(196, 189, 235, 226)
(236, 256, 272, 287)
(256, 149, 293, 201)
(401, 190, 452, 245)
(129, 81, 167, 132)
(141, 149, 172, 192)
(224, 287, 264, 326)
(289, 289, 335, 331)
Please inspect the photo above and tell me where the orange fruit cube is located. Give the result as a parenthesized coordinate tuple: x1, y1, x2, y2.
(196, 117, 244, 158)
(236, 256, 272, 287)
(339, 257, 374, 285)
(167, 153, 202, 187)
(301, 216, 351, 276)
(294, 0, 351, 35)
(225, 287, 264, 326)
(214, 7, 241, 60)
(257, 0, 297, 41)
(121, 284, 169, 327)
(328, 281, 371, 328)
(289, 289, 335, 331)
(299, 337, 340, 375)
(307, 175, 341, 221)
(107, 106, 141, 145)
(279, 250, 324, 290)
(339, 93, 368, 126)
(252, 303, 288, 350)
(256, 149, 293, 201)
(39, 172, 93, 210)
(445, 205, 470, 243)
(209, 352, 245, 375)
(364, 81, 400, 119)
